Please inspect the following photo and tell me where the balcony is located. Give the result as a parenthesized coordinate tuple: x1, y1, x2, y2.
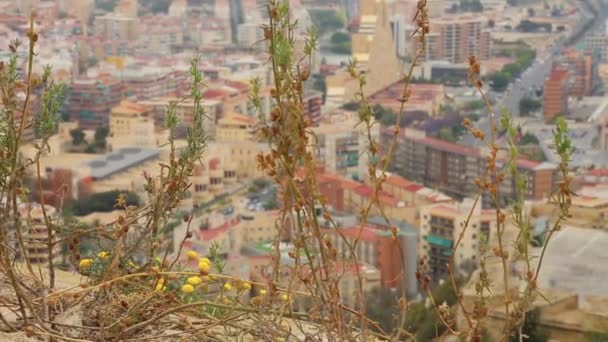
(424, 234, 453, 248)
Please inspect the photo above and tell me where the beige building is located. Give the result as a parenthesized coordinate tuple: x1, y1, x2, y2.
(109, 101, 159, 149)
(138, 97, 222, 138)
(310, 112, 379, 181)
(427, 15, 492, 64)
(326, 0, 402, 106)
(16, 203, 59, 265)
(419, 199, 498, 279)
(215, 113, 257, 143)
(94, 13, 139, 41)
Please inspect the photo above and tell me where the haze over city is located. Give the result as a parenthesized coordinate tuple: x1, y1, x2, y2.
(1, 0, 608, 340)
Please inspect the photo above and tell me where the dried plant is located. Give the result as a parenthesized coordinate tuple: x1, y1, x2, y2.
(0, 3, 575, 342)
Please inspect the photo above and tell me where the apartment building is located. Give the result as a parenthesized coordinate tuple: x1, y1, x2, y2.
(120, 67, 189, 101)
(66, 74, 124, 129)
(419, 199, 497, 279)
(584, 34, 608, 63)
(13, 203, 59, 266)
(425, 15, 492, 64)
(138, 15, 184, 55)
(368, 81, 447, 116)
(138, 97, 222, 138)
(108, 101, 158, 149)
(303, 90, 323, 126)
(385, 128, 557, 207)
(191, 155, 238, 204)
(94, 13, 139, 41)
(310, 113, 378, 181)
(320, 219, 419, 293)
(556, 49, 594, 98)
(215, 113, 257, 142)
(543, 67, 569, 123)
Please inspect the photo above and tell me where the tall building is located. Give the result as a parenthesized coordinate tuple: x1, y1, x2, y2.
(543, 66, 569, 123)
(303, 90, 323, 126)
(556, 49, 594, 98)
(426, 15, 492, 64)
(584, 34, 608, 63)
(326, 0, 402, 105)
(66, 74, 124, 129)
(384, 128, 557, 207)
(419, 199, 497, 280)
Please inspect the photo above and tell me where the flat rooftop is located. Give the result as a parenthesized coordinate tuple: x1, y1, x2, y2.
(84, 147, 160, 180)
(533, 226, 608, 297)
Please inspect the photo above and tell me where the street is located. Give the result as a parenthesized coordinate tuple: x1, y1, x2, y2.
(462, 0, 601, 147)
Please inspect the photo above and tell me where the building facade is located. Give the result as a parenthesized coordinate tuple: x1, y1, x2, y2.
(66, 74, 124, 129)
(543, 67, 569, 123)
(419, 199, 497, 279)
(384, 128, 557, 207)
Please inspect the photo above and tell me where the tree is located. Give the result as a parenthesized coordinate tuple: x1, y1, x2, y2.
(308, 9, 345, 35)
(373, 105, 397, 126)
(96, 0, 118, 12)
(312, 75, 327, 103)
(263, 197, 279, 210)
(342, 102, 360, 111)
(519, 133, 540, 145)
(464, 100, 485, 110)
(66, 190, 140, 216)
(503, 63, 523, 78)
(489, 72, 510, 91)
(70, 128, 86, 146)
(330, 43, 351, 54)
(330, 32, 350, 44)
(365, 287, 399, 332)
(509, 308, 549, 342)
(94, 127, 109, 149)
(519, 97, 542, 115)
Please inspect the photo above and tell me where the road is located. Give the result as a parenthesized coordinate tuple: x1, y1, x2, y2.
(463, 0, 601, 147)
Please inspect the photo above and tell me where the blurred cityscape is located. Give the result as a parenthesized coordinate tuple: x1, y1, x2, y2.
(2, 0, 608, 339)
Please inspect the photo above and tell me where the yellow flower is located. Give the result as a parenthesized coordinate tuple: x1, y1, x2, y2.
(157, 278, 165, 285)
(198, 261, 211, 273)
(127, 261, 136, 268)
(280, 294, 290, 302)
(260, 289, 267, 295)
(97, 251, 109, 260)
(223, 282, 232, 291)
(187, 276, 202, 286)
(241, 282, 251, 290)
(186, 250, 199, 261)
(79, 258, 93, 269)
(181, 284, 194, 293)
(199, 257, 211, 264)
(155, 284, 166, 292)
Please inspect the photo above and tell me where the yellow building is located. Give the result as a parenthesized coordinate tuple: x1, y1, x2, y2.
(109, 101, 158, 149)
(326, 0, 402, 105)
(138, 97, 222, 138)
(419, 199, 498, 279)
(215, 112, 257, 142)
